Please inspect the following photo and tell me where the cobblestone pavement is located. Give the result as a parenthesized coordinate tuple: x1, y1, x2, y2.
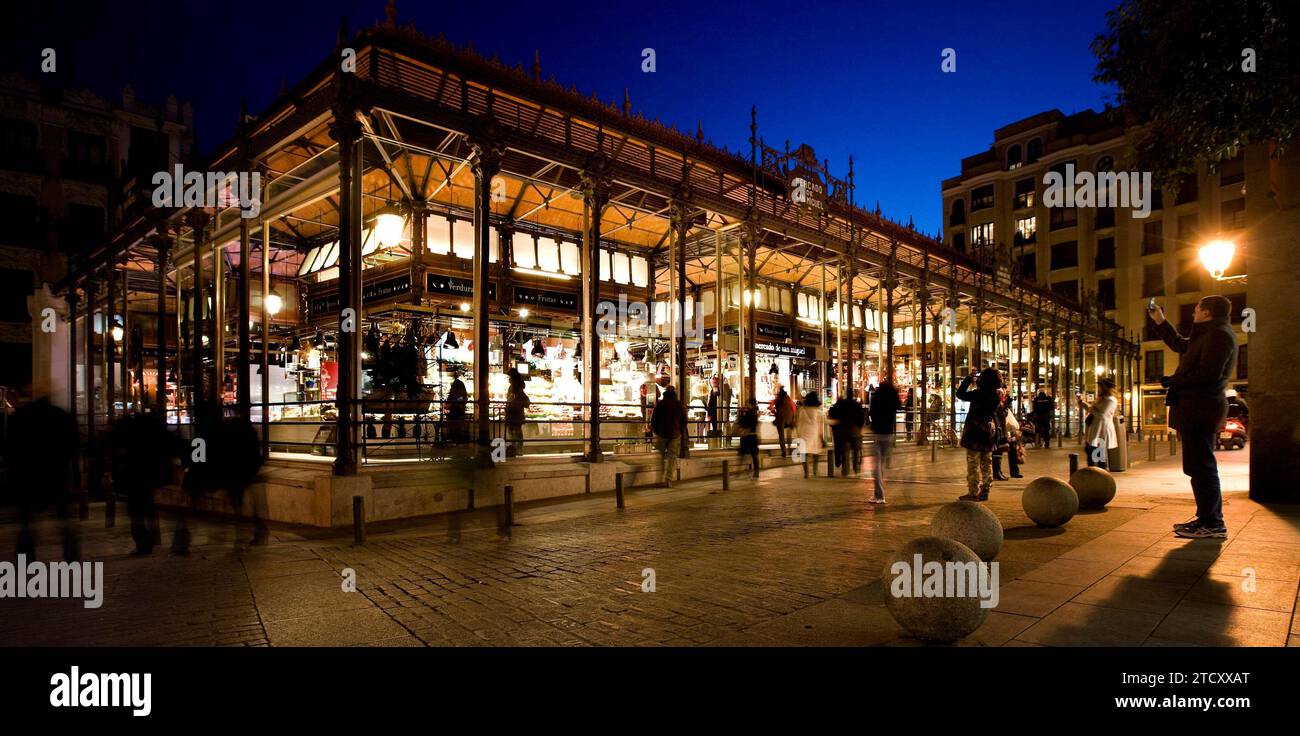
(2, 442, 1297, 647)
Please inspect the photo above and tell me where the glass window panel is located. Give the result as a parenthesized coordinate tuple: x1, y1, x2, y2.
(700, 289, 715, 317)
(427, 216, 451, 255)
(310, 243, 332, 272)
(630, 256, 648, 287)
(297, 246, 320, 276)
(361, 228, 380, 257)
(489, 227, 500, 263)
(599, 249, 611, 281)
(537, 237, 561, 272)
(322, 240, 339, 269)
(452, 219, 474, 260)
(512, 232, 536, 269)
(560, 241, 580, 275)
(613, 252, 631, 284)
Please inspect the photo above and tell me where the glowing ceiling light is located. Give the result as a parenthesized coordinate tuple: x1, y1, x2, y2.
(375, 213, 405, 249)
(265, 293, 283, 316)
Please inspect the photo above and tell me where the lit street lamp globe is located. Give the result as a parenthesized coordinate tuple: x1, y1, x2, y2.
(1199, 240, 1236, 279)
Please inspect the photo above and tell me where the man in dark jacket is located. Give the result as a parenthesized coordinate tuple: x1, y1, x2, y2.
(829, 392, 866, 475)
(867, 378, 902, 503)
(1031, 388, 1055, 447)
(651, 386, 686, 487)
(1150, 295, 1237, 538)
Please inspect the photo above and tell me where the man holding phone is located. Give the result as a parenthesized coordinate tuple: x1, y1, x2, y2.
(1149, 295, 1238, 538)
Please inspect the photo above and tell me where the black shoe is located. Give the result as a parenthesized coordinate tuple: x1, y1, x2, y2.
(977, 489, 990, 501)
(1010, 473, 1024, 479)
(958, 493, 980, 501)
(993, 473, 1008, 481)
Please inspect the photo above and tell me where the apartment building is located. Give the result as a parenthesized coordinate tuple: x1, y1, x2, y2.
(0, 73, 191, 403)
(942, 108, 1252, 432)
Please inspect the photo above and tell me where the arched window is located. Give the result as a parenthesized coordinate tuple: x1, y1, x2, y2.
(949, 197, 966, 225)
(1026, 138, 1044, 164)
(1006, 144, 1023, 170)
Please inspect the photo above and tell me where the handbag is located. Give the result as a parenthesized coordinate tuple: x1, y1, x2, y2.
(1016, 443, 1027, 464)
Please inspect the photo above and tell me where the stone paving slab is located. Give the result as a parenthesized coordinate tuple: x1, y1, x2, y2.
(1, 444, 1296, 647)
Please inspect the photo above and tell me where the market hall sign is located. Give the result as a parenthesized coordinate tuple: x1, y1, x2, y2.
(426, 273, 496, 301)
(757, 323, 791, 340)
(309, 274, 411, 316)
(514, 286, 577, 312)
(754, 341, 809, 358)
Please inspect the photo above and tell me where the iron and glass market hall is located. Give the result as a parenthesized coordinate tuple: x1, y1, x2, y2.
(51, 23, 1138, 526)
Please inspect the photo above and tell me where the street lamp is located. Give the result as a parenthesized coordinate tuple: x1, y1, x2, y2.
(1199, 239, 1245, 282)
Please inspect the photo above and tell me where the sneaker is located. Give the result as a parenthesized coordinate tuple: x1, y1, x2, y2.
(1175, 524, 1227, 539)
(958, 493, 980, 501)
(869, 497, 887, 505)
(1173, 517, 1198, 531)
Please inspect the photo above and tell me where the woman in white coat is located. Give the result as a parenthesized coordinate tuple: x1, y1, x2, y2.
(794, 391, 828, 460)
(1078, 377, 1118, 469)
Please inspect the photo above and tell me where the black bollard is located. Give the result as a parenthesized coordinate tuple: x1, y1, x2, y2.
(105, 493, 116, 529)
(467, 486, 475, 511)
(1148, 435, 1156, 462)
(352, 496, 365, 545)
(722, 460, 729, 492)
(616, 472, 625, 510)
(503, 484, 514, 527)
(1068, 453, 1079, 477)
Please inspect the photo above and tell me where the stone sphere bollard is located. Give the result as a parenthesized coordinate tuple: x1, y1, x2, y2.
(1070, 466, 1117, 509)
(931, 501, 1004, 562)
(1022, 476, 1079, 528)
(882, 536, 990, 642)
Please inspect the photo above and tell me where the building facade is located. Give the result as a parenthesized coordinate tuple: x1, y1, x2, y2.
(0, 73, 191, 406)
(942, 108, 1254, 432)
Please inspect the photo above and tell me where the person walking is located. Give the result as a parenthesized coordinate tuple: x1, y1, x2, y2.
(706, 374, 722, 436)
(1150, 296, 1237, 539)
(829, 391, 865, 475)
(734, 398, 761, 478)
(504, 368, 530, 458)
(957, 368, 1002, 501)
(772, 383, 795, 457)
(106, 411, 176, 555)
(446, 370, 469, 443)
(651, 386, 685, 487)
(1078, 377, 1118, 470)
(867, 375, 901, 504)
(1032, 387, 1055, 448)
(903, 387, 915, 441)
(992, 391, 1023, 480)
(794, 391, 827, 463)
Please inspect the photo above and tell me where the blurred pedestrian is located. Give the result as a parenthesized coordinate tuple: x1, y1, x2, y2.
(106, 411, 176, 555)
(957, 368, 1002, 502)
(828, 391, 865, 475)
(505, 368, 529, 457)
(4, 398, 80, 560)
(446, 370, 469, 443)
(868, 375, 902, 503)
(651, 386, 685, 487)
(734, 399, 760, 478)
(993, 390, 1023, 480)
(794, 391, 827, 462)
(771, 383, 795, 457)
(221, 413, 266, 547)
(1032, 387, 1055, 448)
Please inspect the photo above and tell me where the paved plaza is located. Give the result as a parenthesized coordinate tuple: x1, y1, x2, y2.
(1, 441, 1296, 647)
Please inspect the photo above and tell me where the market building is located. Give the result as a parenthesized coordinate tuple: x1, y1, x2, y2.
(46, 21, 1136, 526)
(941, 108, 1258, 436)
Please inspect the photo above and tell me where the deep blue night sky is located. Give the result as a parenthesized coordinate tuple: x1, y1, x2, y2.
(3, 0, 1121, 234)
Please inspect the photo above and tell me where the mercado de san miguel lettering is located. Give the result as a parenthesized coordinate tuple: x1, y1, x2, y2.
(45, 23, 1139, 526)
